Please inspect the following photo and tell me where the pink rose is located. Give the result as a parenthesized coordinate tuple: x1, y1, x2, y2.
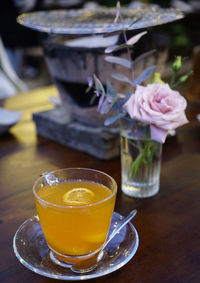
(123, 83, 188, 143)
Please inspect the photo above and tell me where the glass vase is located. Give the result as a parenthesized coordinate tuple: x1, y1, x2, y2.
(120, 117, 162, 198)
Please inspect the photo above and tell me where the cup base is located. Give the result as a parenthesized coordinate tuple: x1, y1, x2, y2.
(49, 250, 104, 269)
(122, 180, 159, 198)
(49, 251, 73, 268)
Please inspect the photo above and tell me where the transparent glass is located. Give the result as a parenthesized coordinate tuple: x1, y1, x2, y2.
(13, 212, 139, 280)
(33, 168, 117, 266)
(120, 117, 162, 198)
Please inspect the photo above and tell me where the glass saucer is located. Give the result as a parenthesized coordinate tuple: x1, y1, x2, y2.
(13, 212, 139, 280)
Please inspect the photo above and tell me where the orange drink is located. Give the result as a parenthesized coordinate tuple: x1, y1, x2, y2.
(33, 168, 117, 265)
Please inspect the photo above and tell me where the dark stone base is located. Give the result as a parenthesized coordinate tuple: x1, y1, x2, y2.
(33, 107, 120, 160)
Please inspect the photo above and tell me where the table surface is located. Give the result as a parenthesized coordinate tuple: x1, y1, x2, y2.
(0, 86, 200, 283)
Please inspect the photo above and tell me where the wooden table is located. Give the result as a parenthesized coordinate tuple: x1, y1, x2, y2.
(1, 87, 200, 283)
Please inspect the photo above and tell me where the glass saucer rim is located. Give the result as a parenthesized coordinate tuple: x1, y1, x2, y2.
(13, 212, 139, 281)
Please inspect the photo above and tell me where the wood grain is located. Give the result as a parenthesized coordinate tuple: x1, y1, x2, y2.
(0, 87, 200, 283)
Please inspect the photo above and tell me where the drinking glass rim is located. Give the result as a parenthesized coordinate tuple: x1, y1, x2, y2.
(33, 167, 117, 209)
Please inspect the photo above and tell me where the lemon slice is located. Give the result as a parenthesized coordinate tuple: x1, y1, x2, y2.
(62, 188, 94, 205)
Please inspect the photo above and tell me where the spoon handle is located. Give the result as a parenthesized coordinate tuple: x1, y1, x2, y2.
(103, 209, 137, 249)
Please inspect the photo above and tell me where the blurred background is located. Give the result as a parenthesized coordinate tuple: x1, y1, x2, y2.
(0, 0, 200, 104)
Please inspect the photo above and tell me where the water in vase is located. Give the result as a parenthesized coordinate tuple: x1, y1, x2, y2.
(120, 131, 162, 198)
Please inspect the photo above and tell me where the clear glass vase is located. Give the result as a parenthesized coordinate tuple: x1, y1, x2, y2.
(120, 117, 162, 198)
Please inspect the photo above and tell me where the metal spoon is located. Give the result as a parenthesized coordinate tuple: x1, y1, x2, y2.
(71, 209, 137, 273)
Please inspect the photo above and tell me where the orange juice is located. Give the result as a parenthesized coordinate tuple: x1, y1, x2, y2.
(35, 180, 116, 257)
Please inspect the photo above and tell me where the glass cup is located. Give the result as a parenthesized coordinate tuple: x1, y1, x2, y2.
(120, 117, 162, 198)
(33, 168, 117, 267)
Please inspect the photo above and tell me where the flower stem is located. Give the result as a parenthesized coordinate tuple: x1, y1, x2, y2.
(170, 71, 177, 88)
(130, 140, 151, 178)
(122, 30, 135, 87)
(129, 140, 159, 179)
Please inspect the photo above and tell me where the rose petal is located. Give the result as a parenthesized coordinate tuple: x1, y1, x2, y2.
(123, 83, 188, 142)
(150, 124, 168, 143)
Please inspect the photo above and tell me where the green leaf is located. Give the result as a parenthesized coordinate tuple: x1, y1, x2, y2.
(104, 33, 147, 53)
(106, 81, 118, 98)
(89, 94, 97, 105)
(130, 153, 143, 177)
(126, 31, 147, 46)
(111, 73, 133, 85)
(105, 44, 120, 53)
(93, 74, 105, 95)
(119, 91, 132, 107)
(86, 76, 93, 93)
(105, 56, 132, 69)
(114, 1, 120, 23)
(172, 70, 193, 88)
(88, 77, 93, 87)
(97, 93, 105, 112)
(133, 65, 156, 85)
(104, 112, 126, 126)
(99, 96, 112, 114)
(99, 94, 119, 114)
(146, 142, 159, 167)
(130, 140, 151, 178)
(129, 139, 142, 152)
(85, 86, 92, 93)
(105, 43, 134, 54)
(134, 49, 156, 65)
